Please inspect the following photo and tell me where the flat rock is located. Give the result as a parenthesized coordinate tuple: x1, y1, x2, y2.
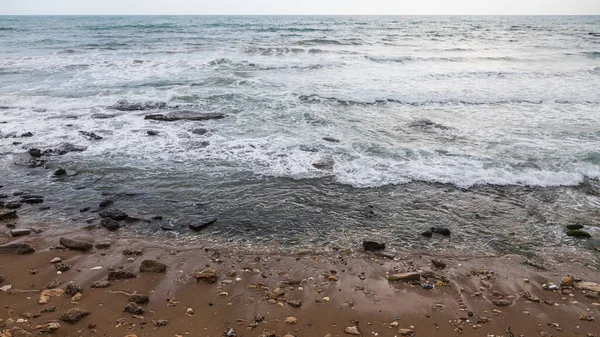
(10, 229, 31, 237)
(189, 217, 217, 231)
(99, 199, 114, 208)
(323, 137, 340, 143)
(0, 243, 36, 254)
(39, 288, 65, 304)
(59, 238, 93, 251)
(195, 269, 218, 283)
(91, 280, 111, 288)
(107, 270, 136, 281)
(145, 111, 225, 122)
(139, 260, 167, 273)
(79, 131, 103, 140)
(388, 272, 421, 282)
(90, 113, 117, 119)
(60, 308, 89, 323)
(5, 201, 22, 209)
(95, 241, 111, 249)
(344, 326, 360, 335)
(191, 128, 208, 135)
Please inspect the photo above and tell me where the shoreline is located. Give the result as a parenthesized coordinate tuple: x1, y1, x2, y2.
(1, 221, 600, 337)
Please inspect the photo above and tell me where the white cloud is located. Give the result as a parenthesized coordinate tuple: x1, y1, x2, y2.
(2, 0, 599, 15)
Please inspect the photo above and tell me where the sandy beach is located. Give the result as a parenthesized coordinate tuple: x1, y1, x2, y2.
(1, 218, 600, 337)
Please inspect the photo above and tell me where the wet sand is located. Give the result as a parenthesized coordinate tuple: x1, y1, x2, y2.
(1, 223, 600, 337)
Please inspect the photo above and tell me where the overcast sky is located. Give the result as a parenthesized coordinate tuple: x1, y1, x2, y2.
(2, 0, 599, 15)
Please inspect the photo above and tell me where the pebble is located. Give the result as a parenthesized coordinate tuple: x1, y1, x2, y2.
(390, 321, 399, 327)
(344, 326, 360, 335)
(186, 308, 194, 315)
(284, 316, 297, 324)
(50, 257, 61, 264)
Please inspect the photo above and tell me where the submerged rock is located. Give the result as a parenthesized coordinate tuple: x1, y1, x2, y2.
(567, 229, 591, 238)
(99, 199, 114, 208)
(112, 100, 166, 111)
(91, 113, 117, 119)
(322, 137, 340, 143)
(5, 201, 22, 209)
(28, 148, 43, 158)
(54, 168, 67, 176)
(430, 226, 451, 236)
(99, 208, 128, 220)
(566, 224, 584, 230)
(191, 128, 208, 135)
(145, 111, 225, 122)
(79, 131, 103, 140)
(0, 210, 18, 220)
(59, 238, 93, 251)
(362, 241, 385, 251)
(147, 130, 159, 136)
(189, 217, 217, 231)
(139, 260, 167, 273)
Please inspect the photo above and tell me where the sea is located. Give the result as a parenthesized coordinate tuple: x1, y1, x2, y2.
(1, 16, 599, 260)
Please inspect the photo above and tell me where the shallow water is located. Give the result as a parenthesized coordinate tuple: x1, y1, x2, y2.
(1, 16, 599, 259)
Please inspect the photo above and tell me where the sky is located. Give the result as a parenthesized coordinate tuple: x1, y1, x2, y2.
(1, 0, 599, 15)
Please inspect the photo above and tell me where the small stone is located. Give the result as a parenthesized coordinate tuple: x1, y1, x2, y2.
(388, 272, 420, 282)
(65, 283, 82, 296)
(91, 280, 111, 288)
(284, 316, 297, 324)
(398, 329, 414, 336)
(195, 269, 218, 283)
(431, 259, 446, 269)
(59, 238, 93, 251)
(107, 271, 136, 280)
(39, 288, 65, 304)
(100, 218, 120, 231)
(60, 308, 90, 323)
(10, 229, 31, 237)
(390, 321, 399, 327)
(129, 294, 149, 304)
(147, 130, 159, 136)
(95, 241, 111, 249)
(561, 275, 574, 286)
(124, 302, 144, 315)
(152, 319, 169, 327)
(287, 299, 302, 308)
(54, 262, 71, 272)
(71, 293, 83, 302)
(99, 208, 128, 220)
(139, 260, 167, 273)
(344, 326, 360, 335)
(493, 299, 513, 307)
(46, 322, 61, 332)
(50, 257, 61, 264)
(186, 308, 194, 315)
(219, 291, 229, 297)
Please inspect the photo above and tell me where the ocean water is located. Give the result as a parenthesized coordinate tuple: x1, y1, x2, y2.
(1, 16, 600, 258)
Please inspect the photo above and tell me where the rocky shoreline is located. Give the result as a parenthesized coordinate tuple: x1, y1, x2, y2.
(1, 215, 600, 337)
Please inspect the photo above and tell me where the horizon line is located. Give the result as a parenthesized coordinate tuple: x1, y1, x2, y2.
(1, 14, 599, 16)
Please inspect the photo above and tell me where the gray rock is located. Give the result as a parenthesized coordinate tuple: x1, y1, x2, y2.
(147, 130, 159, 136)
(79, 131, 103, 140)
(139, 260, 167, 273)
(59, 238, 93, 251)
(145, 111, 225, 122)
(99, 199, 114, 208)
(191, 128, 208, 135)
(123, 302, 144, 315)
(100, 218, 120, 231)
(322, 137, 340, 143)
(60, 308, 89, 323)
(362, 241, 385, 251)
(10, 229, 31, 237)
(91, 280, 111, 288)
(0, 210, 18, 220)
(0, 243, 35, 254)
(5, 201, 22, 209)
(128, 294, 149, 304)
(28, 148, 43, 158)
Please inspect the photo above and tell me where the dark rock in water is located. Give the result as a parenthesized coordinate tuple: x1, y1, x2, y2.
(79, 131, 103, 140)
(15, 158, 47, 167)
(108, 270, 136, 280)
(91, 113, 117, 119)
(408, 119, 449, 131)
(0, 243, 35, 254)
(10, 229, 31, 237)
(100, 218, 121, 231)
(0, 210, 18, 220)
(21, 195, 44, 204)
(421, 230, 433, 238)
(566, 224, 584, 230)
(0, 194, 8, 199)
(39, 206, 50, 211)
(28, 148, 43, 158)
(160, 224, 174, 231)
(322, 137, 340, 143)
(299, 145, 319, 153)
(152, 215, 163, 220)
(140, 260, 167, 273)
(5, 201, 22, 209)
(60, 308, 90, 323)
(20, 132, 33, 138)
(112, 100, 167, 111)
(79, 207, 90, 213)
(54, 168, 67, 176)
(54, 143, 87, 155)
(145, 111, 225, 122)
(191, 128, 208, 135)
(12, 142, 22, 145)
(99, 208, 128, 221)
(362, 241, 385, 251)
(312, 158, 334, 170)
(129, 294, 149, 304)
(567, 229, 591, 238)
(123, 302, 144, 315)
(147, 130, 159, 136)
(189, 217, 218, 231)
(99, 199, 114, 208)
(431, 226, 451, 236)
(59, 238, 93, 251)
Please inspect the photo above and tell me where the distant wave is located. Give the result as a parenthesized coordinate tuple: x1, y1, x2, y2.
(297, 39, 362, 46)
(366, 55, 526, 64)
(256, 27, 333, 33)
(582, 51, 600, 59)
(243, 46, 327, 55)
(87, 23, 175, 31)
(298, 94, 600, 106)
(0, 27, 16, 31)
